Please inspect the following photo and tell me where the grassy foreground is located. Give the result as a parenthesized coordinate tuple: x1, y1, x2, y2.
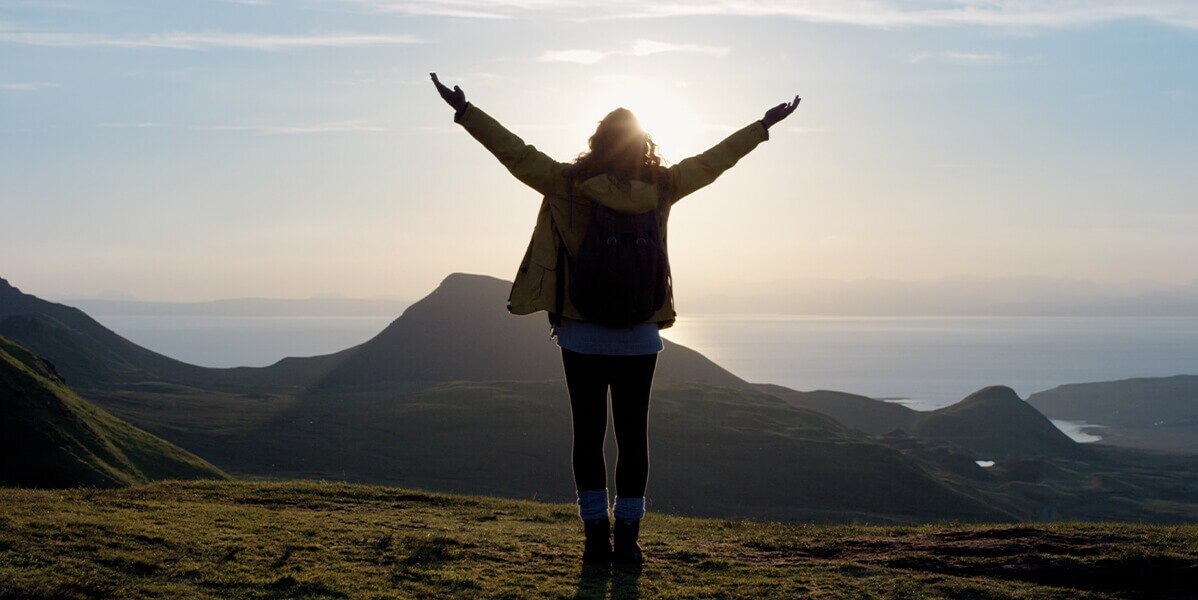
(1, 481, 1194, 599)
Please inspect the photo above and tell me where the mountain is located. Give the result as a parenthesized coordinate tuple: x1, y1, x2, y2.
(911, 386, 1079, 458)
(58, 295, 410, 317)
(1029, 375, 1198, 453)
(314, 273, 747, 388)
(0, 275, 995, 521)
(754, 383, 1078, 460)
(1, 276, 203, 387)
(6, 272, 1198, 523)
(0, 336, 226, 488)
(689, 275, 1198, 316)
(0, 276, 347, 390)
(225, 379, 1003, 523)
(0, 274, 743, 392)
(753, 383, 920, 434)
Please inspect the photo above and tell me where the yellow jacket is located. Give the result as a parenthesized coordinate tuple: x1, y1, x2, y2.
(455, 103, 770, 329)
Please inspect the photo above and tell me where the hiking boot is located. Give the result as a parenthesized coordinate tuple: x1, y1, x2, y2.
(582, 518, 612, 563)
(612, 518, 643, 565)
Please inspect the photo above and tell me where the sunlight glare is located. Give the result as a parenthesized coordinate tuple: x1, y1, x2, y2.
(581, 78, 705, 163)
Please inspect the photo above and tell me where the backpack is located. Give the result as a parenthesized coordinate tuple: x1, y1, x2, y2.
(553, 176, 671, 327)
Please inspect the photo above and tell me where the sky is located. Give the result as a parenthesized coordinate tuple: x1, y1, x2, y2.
(2, 0, 1197, 302)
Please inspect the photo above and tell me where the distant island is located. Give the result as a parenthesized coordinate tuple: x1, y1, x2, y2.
(46, 275, 1198, 317)
(687, 275, 1198, 316)
(53, 295, 411, 318)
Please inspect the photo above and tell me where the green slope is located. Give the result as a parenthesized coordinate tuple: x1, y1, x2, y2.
(7, 272, 1196, 523)
(313, 272, 747, 388)
(78, 376, 1198, 524)
(0, 273, 744, 393)
(0, 336, 227, 488)
(912, 386, 1080, 459)
(755, 383, 1080, 460)
(1029, 375, 1198, 453)
(0, 480, 1194, 599)
(0, 276, 352, 391)
(225, 379, 1004, 523)
(754, 383, 921, 435)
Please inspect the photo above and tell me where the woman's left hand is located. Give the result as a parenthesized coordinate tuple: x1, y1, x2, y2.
(761, 95, 801, 129)
(430, 72, 467, 112)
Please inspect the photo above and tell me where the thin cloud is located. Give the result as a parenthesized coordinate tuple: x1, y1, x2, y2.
(337, 1, 1198, 31)
(96, 121, 387, 134)
(96, 122, 173, 128)
(0, 1, 92, 8)
(366, 1, 511, 19)
(196, 122, 388, 134)
(325, 77, 378, 86)
(630, 39, 729, 57)
(697, 123, 739, 133)
(698, 122, 824, 135)
(538, 49, 611, 64)
(908, 51, 1023, 65)
(539, 39, 730, 64)
(1, 81, 60, 91)
(786, 125, 828, 134)
(0, 29, 427, 50)
(1163, 89, 1197, 101)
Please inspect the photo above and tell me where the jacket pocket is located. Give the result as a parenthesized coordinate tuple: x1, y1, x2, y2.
(529, 224, 559, 271)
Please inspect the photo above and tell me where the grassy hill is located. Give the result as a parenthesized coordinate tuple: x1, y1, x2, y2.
(1029, 375, 1198, 453)
(0, 273, 744, 393)
(753, 383, 921, 435)
(0, 276, 349, 391)
(79, 376, 1198, 524)
(758, 384, 1080, 459)
(0, 336, 226, 488)
(104, 379, 1000, 523)
(7, 272, 1198, 523)
(0, 480, 1194, 599)
(312, 273, 747, 389)
(912, 386, 1080, 459)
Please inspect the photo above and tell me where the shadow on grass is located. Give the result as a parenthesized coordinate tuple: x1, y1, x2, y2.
(573, 562, 642, 599)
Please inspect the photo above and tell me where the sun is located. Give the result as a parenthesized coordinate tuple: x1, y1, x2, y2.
(582, 79, 706, 163)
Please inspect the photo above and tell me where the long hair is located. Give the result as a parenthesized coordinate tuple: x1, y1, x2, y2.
(569, 108, 669, 196)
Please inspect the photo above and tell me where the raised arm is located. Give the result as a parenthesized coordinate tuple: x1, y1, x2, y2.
(431, 73, 566, 197)
(668, 95, 801, 203)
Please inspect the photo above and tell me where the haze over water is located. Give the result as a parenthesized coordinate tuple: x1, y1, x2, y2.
(663, 315, 1198, 410)
(92, 313, 1198, 413)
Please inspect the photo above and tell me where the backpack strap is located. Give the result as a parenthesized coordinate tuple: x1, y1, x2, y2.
(654, 167, 671, 228)
(566, 176, 574, 229)
(552, 231, 566, 328)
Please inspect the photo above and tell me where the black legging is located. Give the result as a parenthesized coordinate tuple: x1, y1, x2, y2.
(560, 348, 658, 498)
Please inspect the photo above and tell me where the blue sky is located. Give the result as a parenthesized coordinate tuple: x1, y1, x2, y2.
(2, 1, 1197, 301)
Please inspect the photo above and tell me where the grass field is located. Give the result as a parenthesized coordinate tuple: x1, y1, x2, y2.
(1, 480, 1194, 599)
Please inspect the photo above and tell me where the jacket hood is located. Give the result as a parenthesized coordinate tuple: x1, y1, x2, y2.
(573, 174, 663, 215)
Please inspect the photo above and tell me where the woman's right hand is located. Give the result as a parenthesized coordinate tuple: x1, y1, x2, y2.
(761, 95, 801, 129)
(430, 72, 467, 112)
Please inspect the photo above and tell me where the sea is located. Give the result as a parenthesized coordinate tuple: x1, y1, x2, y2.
(91, 314, 1198, 443)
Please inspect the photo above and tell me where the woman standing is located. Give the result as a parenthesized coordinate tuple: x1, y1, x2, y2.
(431, 73, 799, 565)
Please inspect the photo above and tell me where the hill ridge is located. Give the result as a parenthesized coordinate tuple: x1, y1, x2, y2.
(1, 271, 745, 390)
(0, 336, 227, 488)
(1029, 375, 1198, 453)
(913, 385, 1079, 458)
(311, 272, 747, 388)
